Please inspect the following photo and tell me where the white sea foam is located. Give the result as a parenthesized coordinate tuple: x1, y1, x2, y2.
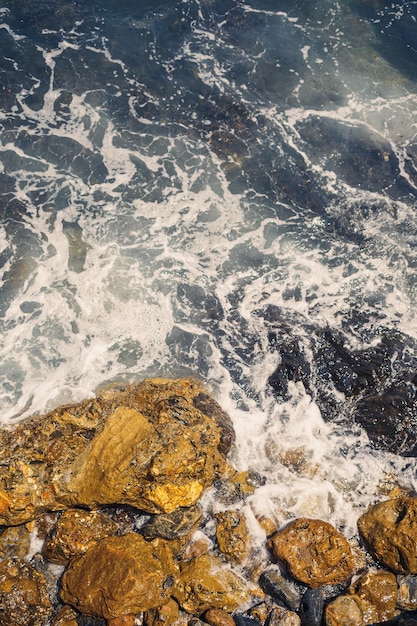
(0, 0, 417, 544)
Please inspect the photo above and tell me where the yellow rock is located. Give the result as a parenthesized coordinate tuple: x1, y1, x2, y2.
(269, 518, 355, 588)
(0, 378, 233, 524)
(42, 508, 119, 564)
(215, 510, 250, 563)
(173, 554, 249, 614)
(60, 533, 179, 620)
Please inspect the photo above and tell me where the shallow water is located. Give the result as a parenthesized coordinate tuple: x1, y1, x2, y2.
(1, 0, 417, 539)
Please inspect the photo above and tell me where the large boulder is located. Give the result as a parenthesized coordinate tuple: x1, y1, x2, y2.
(0, 378, 234, 525)
(60, 532, 179, 620)
(357, 497, 417, 574)
(268, 518, 355, 588)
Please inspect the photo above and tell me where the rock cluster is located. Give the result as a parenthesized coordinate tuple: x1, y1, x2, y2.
(1, 377, 417, 626)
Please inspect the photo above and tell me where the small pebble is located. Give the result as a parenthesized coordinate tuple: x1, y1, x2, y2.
(203, 608, 235, 626)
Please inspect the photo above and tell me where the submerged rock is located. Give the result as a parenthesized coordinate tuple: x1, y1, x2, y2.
(60, 532, 179, 620)
(265, 316, 417, 456)
(268, 518, 355, 588)
(215, 509, 250, 563)
(0, 557, 53, 626)
(0, 378, 232, 525)
(203, 607, 236, 626)
(266, 607, 301, 626)
(357, 496, 417, 573)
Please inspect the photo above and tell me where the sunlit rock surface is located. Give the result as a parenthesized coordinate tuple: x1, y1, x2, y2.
(325, 569, 397, 626)
(42, 508, 119, 565)
(358, 496, 417, 574)
(268, 518, 355, 588)
(172, 553, 250, 613)
(0, 378, 233, 525)
(215, 510, 250, 564)
(60, 533, 179, 619)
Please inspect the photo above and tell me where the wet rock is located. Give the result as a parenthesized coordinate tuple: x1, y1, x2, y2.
(42, 508, 119, 564)
(248, 601, 271, 623)
(357, 496, 417, 573)
(268, 518, 355, 588)
(50, 605, 79, 626)
(0, 523, 31, 559)
(214, 469, 260, 505)
(324, 595, 377, 626)
(324, 569, 397, 626)
(349, 570, 397, 622)
(255, 515, 277, 537)
(203, 607, 236, 626)
(370, 616, 417, 626)
(0, 378, 232, 525)
(191, 391, 235, 456)
(172, 553, 249, 614)
(354, 382, 417, 457)
(266, 607, 301, 626)
(76, 618, 105, 626)
(107, 617, 136, 626)
(60, 532, 179, 620)
(182, 535, 210, 561)
(397, 575, 417, 610)
(259, 568, 302, 611)
(215, 510, 250, 563)
(0, 556, 53, 625)
(299, 588, 325, 626)
(265, 318, 417, 456)
(189, 620, 207, 626)
(144, 598, 179, 626)
(234, 615, 262, 626)
(142, 505, 203, 541)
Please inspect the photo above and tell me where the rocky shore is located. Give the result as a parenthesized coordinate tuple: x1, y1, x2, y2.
(1, 378, 417, 626)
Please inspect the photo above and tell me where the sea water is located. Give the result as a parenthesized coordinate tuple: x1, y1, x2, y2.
(0, 0, 417, 541)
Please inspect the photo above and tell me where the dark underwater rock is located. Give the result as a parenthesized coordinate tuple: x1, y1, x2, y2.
(354, 383, 417, 456)
(264, 306, 417, 456)
(141, 505, 203, 541)
(298, 588, 325, 626)
(259, 568, 302, 611)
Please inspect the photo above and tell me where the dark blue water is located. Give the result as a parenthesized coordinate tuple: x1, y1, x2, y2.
(1, 0, 417, 533)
